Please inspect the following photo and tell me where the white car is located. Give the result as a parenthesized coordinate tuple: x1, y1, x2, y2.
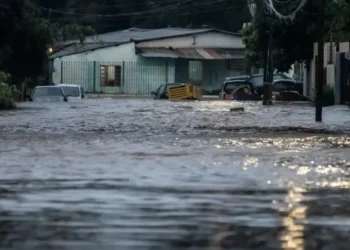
(56, 84, 85, 100)
(30, 86, 68, 102)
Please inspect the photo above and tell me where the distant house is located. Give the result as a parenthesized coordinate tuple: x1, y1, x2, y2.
(49, 27, 246, 94)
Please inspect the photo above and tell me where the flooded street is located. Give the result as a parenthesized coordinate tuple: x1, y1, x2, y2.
(0, 98, 350, 249)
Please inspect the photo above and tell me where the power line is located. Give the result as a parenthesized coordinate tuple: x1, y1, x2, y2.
(38, 0, 191, 17)
(49, 0, 189, 10)
(38, 0, 232, 18)
(87, 5, 244, 26)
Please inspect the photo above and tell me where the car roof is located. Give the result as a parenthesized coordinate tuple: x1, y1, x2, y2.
(56, 84, 81, 87)
(35, 85, 62, 88)
(225, 75, 250, 80)
(273, 79, 295, 83)
(224, 80, 253, 84)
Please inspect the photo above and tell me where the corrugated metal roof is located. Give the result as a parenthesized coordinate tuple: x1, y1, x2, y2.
(135, 48, 178, 58)
(61, 28, 240, 45)
(138, 47, 244, 59)
(49, 43, 120, 59)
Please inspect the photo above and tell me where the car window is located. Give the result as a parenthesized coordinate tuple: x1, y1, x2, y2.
(273, 75, 286, 80)
(273, 81, 295, 91)
(154, 86, 161, 95)
(60, 86, 80, 97)
(251, 76, 264, 86)
(155, 85, 167, 96)
(32, 87, 63, 98)
(224, 81, 253, 92)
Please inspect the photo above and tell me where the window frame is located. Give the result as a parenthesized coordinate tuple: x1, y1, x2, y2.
(100, 65, 122, 87)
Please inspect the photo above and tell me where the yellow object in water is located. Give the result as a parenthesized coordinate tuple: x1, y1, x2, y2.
(168, 84, 202, 100)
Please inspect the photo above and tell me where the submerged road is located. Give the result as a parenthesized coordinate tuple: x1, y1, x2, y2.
(0, 99, 350, 249)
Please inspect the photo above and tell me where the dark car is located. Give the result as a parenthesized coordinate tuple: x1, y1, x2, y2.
(225, 73, 303, 95)
(151, 83, 184, 100)
(30, 86, 68, 102)
(219, 80, 260, 100)
(272, 79, 303, 95)
(272, 79, 308, 101)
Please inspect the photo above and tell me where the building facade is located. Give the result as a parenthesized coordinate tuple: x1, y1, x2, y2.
(49, 28, 246, 94)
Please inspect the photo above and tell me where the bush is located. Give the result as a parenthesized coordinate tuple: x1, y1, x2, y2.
(0, 83, 18, 110)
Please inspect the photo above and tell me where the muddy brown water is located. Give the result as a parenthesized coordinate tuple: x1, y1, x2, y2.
(0, 99, 350, 249)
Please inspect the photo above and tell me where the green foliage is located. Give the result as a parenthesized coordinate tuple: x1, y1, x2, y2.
(0, 82, 18, 110)
(0, 0, 95, 88)
(240, 0, 345, 72)
(0, 71, 11, 83)
(241, 22, 264, 69)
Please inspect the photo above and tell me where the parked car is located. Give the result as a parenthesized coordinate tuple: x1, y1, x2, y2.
(272, 79, 308, 101)
(219, 80, 260, 100)
(225, 73, 303, 95)
(30, 86, 67, 102)
(56, 84, 85, 100)
(151, 83, 184, 100)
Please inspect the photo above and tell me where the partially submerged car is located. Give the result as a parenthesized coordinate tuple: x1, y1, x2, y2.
(225, 73, 303, 96)
(30, 86, 67, 102)
(272, 80, 308, 101)
(151, 83, 184, 100)
(56, 84, 85, 100)
(219, 80, 261, 100)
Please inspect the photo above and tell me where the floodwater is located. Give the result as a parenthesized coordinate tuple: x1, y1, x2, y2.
(0, 98, 350, 250)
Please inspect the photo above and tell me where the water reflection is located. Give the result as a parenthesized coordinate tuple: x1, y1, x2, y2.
(280, 187, 306, 250)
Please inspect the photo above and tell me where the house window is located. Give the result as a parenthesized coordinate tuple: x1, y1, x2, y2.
(100, 65, 121, 86)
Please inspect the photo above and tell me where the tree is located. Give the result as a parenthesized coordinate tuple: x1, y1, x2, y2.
(240, 0, 349, 72)
(0, 0, 95, 101)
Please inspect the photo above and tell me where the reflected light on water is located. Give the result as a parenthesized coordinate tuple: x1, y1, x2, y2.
(243, 157, 259, 168)
(280, 187, 306, 250)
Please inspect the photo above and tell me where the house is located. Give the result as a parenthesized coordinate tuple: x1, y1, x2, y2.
(49, 27, 245, 94)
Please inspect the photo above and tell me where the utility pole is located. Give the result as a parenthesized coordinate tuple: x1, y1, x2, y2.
(315, 0, 325, 122)
(247, 0, 273, 105)
(263, 20, 273, 105)
(262, 5, 273, 105)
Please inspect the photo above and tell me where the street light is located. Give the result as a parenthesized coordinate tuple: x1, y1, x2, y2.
(247, 0, 273, 105)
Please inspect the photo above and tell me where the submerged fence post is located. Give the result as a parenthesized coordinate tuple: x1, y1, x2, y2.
(60, 61, 63, 83)
(122, 61, 125, 90)
(165, 61, 168, 83)
(93, 61, 96, 93)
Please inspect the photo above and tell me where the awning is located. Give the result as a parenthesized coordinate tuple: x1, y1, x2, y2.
(137, 47, 244, 59)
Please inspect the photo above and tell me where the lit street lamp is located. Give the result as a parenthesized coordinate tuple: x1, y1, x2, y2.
(247, 0, 273, 105)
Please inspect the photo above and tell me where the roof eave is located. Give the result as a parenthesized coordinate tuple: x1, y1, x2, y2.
(48, 41, 131, 59)
(133, 29, 241, 44)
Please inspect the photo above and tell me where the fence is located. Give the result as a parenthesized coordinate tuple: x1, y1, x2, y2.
(52, 60, 244, 95)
